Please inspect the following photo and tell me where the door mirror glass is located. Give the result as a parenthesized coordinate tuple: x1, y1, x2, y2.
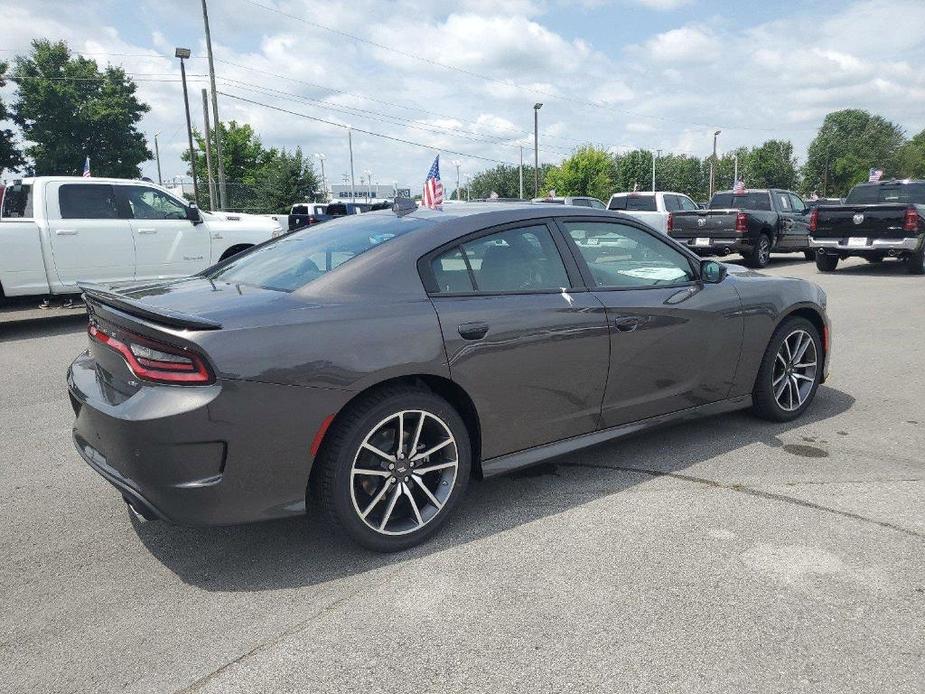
(187, 204, 202, 224)
(700, 260, 727, 284)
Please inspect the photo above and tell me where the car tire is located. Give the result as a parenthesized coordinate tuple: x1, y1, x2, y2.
(744, 233, 772, 268)
(815, 253, 839, 272)
(803, 250, 815, 261)
(907, 249, 925, 275)
(315, 386, 471, 552)
(752, 317, 823, 422)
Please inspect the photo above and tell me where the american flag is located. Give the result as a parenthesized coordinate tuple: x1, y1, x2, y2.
(868, 168, 883, 182)
(733, 179, 745, 194)
(422, 155, 444, 208)
(82, 157, 91, 178)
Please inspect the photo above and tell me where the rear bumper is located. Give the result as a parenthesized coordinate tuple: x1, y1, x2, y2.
(673, 236, 752, 255)
(810, 235, 924, 253)
(67, 351, 352, 526)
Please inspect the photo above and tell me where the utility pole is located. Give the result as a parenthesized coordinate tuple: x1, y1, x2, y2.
(347, 128, 356, 203)
(453, 160, 461, 200)
(153, 132, 162, 185)
(733, 153, 739, 187)
(200, 89, 218, 210)
(315, 153, 327, 201)
(175, 48, 199, 206)
(364, 170, 372, 203)
(652, 149, 661, 192)
(533, 103, 543, 197)
(519, 145, 524, 199)
(709, 130, 721, 199)
(466, 174, 471, 201)
(201, 0, 227, 209)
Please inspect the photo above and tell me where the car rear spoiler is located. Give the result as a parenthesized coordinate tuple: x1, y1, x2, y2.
(78, 283, 223, 331)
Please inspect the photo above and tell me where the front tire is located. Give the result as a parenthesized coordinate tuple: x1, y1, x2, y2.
(315, 386, 471, 552)
(752, 317, 823, 422)
(815, 253, 839, 272)
(744, 233, 772, 268)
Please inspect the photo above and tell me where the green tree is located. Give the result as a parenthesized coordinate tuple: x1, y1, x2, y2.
(466, 163, 553, 199)
(543, 146, 618, 200)
(256, 147, 320, 213)
(801, 109, 905, 196)
(654, 154, 707, 201)
(743, 140, 798, 189)
(614, 149, 653, 192)
(0, 61, 24, 175)
(11, 39, 150, 177)
(896, 129, 925, 179)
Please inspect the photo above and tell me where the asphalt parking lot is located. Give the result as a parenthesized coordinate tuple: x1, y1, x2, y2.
(2, 256, 923, 694)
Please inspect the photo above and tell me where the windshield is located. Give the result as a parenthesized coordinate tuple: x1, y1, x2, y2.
(710, 192, 771, 211)
(846, 183, 925, 204)
(204, 212, 426, 292)
(608, 195, 657, 211)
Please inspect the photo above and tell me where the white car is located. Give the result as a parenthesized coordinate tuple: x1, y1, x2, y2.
(606, 191, 699, 234)
(0, 177, 283, 299)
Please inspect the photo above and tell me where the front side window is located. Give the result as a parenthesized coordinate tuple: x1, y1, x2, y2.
(663, 195, 681, 212)
(125, 186, 188, 220)
(788, 193, 806, 213)
(571, 198, 592, 207)
(589, 199, 606, 209)
(430, 224, 569, 294)
(207, 213, 424, 292)
(59, 184, 120, 219)
(777, 193, 792, 211)
(563, 221, 695, 289)
(679, 196, 699, 211)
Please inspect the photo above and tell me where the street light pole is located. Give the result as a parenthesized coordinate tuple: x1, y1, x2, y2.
(153, 132, 162, 185)
(364, 169, 372, 203)
(733, 153, 738, 187)
(347, 128, 356, 203)
(533, 103, 543, 197)
(519, 145, 524, 199)
(175, 48, 199, 206)
(465, 174, 471, 201)
(652, 149, 662, 193)
(200, 89, 218, 210)
(201, 0, 227, 210)
(709, 129, 721, 199)
(315, 153, 327, 201)
(452, 160, 461, 200)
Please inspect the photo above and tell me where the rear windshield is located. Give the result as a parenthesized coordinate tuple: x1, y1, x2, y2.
(205, 213, 425, 292)
(608, 195, 657, 211)
(709, 192, 771, 211)
(1, 184, 34, 219)
(845, 183, 925, 204)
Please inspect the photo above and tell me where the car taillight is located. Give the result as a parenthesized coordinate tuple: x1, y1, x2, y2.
(735, 212, 748, 233)
(308, 215, 317, 225)
(809, 207, 818, 232)
(666, 212, 673, 233)
(903, 206, 920, 232)
(88, 324, 213, 384)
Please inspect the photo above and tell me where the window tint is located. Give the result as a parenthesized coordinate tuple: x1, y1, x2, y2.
(589, 199, 606, 209)
(571, 198, 592, 207)
(777, 193, 792, 211)
(125, 186, 188, 220)
(59, 184, 120, 219)
(1, 184, 33, 218)
(431, 225, 569, 293)
(846, 183, 925, 204)
(663, 195, 681, 212)
(710, 192, 771, 211)
(608, 194, 657, 211)
(206, 213, 423, 292)
(788, 193, 806, 212)
(291, 204, 308, 215)
(679, 196, 699, 211)
(563, 221, 695, 289)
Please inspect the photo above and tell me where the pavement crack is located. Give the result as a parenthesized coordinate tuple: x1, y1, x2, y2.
(564, 462, 925, 539)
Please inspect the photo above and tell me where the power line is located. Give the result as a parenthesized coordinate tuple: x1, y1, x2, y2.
(217, 90, 515, 164)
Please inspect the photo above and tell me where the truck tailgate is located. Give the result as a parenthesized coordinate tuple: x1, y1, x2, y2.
(669, 210, 738, 239)
(814, 204, 912, 240)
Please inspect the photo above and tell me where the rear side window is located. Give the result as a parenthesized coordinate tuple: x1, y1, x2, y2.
(608, 195, 657, 211)
(663, 195, 681, 212)
(430, 225, 569, 294)
(846, 183, 925, 204)
(1, 184, 33, 218)
(59, 184, 120, 219)
(710, 192, 771, 211)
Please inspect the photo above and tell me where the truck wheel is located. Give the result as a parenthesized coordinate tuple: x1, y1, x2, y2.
(815, 253, 839, 272)
(908, 249, 925, 275)
(744, 234, 771, 268)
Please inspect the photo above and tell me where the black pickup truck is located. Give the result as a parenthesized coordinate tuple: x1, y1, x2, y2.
(810, 180, 925, 274)
(668, 189, 813, 268)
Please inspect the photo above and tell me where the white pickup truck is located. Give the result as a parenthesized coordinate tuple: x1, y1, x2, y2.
(0, 176, 283, 299)
(606, 191, 700, 233)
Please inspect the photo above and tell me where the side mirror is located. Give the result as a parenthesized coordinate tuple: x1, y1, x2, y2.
(187, 204, 203, 224)
(700, 260, 727, 284)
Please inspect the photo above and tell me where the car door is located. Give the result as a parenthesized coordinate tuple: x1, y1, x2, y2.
(772, 190, 800, 250)
(46, 182, 136, 288)
(787, 193, 811, 247)
(424, 220, 611, 459)
(120, 184, 211, 280)
(556, 217, 744, 428)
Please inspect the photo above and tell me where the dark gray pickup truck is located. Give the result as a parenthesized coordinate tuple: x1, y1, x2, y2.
(810, 180, 925, 274)
(668, 189, 813, 268)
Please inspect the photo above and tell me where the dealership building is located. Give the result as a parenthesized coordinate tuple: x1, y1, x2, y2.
(330, 183, 411, 202)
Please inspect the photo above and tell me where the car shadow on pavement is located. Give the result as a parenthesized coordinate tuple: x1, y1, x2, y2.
(823, 260, 920, 278)
(134, 384, 855, 592)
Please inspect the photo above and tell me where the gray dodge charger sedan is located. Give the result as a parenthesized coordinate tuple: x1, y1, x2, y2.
(68, 202, 830, 551)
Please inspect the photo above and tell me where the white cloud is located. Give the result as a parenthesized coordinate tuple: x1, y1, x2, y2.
(640, 25, 719, 63)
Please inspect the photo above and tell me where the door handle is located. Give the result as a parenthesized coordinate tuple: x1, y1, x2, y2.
(55, 229, 78, 236)
(613, 316, 642, 333)
(212, 233, 223, 239)
(458, 321, 489, 340)
(136, 227, 157, 234)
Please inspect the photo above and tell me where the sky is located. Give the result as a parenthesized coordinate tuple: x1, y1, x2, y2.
(2, 0, 925, 193)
